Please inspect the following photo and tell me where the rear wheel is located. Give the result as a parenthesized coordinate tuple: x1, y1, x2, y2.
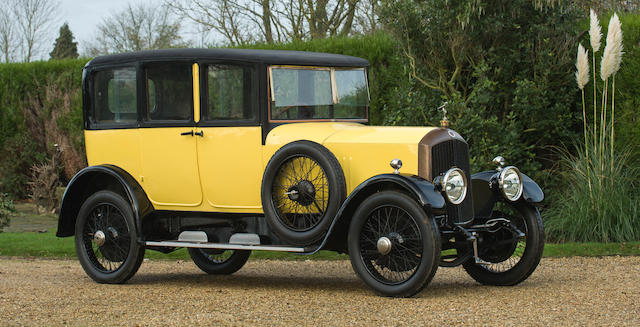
(348, 192, 440, 297)
(463, 202, 544, 286)
(188, 248, 251, 275)
(74, 191, 145, 284)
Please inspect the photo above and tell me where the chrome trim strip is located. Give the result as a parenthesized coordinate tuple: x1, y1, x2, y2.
(145, 241, 305, 253)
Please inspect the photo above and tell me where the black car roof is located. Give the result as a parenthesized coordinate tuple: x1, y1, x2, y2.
(87, 48, 369, 68)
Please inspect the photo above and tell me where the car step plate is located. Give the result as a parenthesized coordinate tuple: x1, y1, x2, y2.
(145, 240, 305, 253)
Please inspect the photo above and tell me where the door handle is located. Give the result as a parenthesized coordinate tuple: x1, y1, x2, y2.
(194, 131, 204, 137)
(180, 131, 193, 136)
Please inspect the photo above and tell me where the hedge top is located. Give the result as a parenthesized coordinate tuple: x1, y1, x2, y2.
(88, 48, 370, 68)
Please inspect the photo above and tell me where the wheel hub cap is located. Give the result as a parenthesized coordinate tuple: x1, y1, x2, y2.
(93, 230, 106, 247)
(377, 237, 392, 255)
(287, 180, 316, 206)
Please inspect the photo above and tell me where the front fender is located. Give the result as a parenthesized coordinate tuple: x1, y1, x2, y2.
(471, 170, 544, 218)
(57, 165, 153, 238)
(310, 174, 445, 254)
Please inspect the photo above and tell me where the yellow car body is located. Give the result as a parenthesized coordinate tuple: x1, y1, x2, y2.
(85, 122, 435, 213)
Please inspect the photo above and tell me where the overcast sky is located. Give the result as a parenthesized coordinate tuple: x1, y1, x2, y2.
(56, 0, 198, 56)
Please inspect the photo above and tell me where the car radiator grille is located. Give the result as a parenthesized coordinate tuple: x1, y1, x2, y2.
(431, 140, 474, 225)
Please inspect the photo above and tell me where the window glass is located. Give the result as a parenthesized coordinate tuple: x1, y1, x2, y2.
(92, 67, 137, 124)
(334, 69, 369, 119)
(145, 64, 192, 121)
(269, 67, 368, 121)
(205, 65, 255, 121)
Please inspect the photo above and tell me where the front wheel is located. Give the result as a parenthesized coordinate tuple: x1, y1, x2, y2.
(188, 248, 251, 275)
(74, 191, 145, 284)
(463, 202, 544, 286)
(348, 192, 440, 297)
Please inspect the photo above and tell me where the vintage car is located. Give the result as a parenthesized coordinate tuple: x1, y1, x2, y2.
(57, 48, 544, 297)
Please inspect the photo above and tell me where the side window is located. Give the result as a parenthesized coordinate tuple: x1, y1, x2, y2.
(144, 64, 193, 122)
(92, 67, 137, 125)
(204, 64, 255, 121)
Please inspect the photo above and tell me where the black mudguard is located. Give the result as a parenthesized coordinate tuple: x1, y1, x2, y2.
(471, 170, 544, 218)
(310, 173, 445, 254)
(56, 165, 153, 238)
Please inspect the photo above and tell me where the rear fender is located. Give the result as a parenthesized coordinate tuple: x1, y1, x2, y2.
(56, 165, 153, 240)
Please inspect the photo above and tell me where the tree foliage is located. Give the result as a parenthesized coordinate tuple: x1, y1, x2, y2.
(380, 0, 581, 176)
(86, 3, 183, 56)
(49, 23, 78, 60)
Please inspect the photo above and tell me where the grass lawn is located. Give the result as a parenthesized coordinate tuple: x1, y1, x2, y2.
(1, 231, 639, 261)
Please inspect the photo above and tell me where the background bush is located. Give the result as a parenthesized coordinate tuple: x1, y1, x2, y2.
(0, 59, 86, 198)
(379, 0, 581, 181)
(0, 192, 14, 232)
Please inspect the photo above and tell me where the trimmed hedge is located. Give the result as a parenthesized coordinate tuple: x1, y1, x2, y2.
(0, 59, 87, 197)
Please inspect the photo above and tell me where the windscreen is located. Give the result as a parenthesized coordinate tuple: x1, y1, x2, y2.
(270, 67, 368, 121)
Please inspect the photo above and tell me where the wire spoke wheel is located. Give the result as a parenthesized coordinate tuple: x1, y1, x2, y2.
(199, 249, 234, 264)
(479, 203, 528, 273)
(82, 203, 130, 273)
(188, 248, 251, 275)
(360, 205, 423, 285)
(348, 192, 440, 297)
(462, 201, 544, 286)
(262, 141, 346, 245)
(272, 155, 330, 232)
(74, 191, 144, 284)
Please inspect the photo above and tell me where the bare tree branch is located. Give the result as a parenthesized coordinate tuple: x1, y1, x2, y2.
(86, 3, 183, 56)
(0, 3, 17, 63)
(12, 0, 60, 62)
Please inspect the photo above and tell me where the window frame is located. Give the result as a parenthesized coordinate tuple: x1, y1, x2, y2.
(86, 64, 140, 130)
(138, 60, 196, 128)
(198, 61, 260, 127)
(267, 65, 370, 123)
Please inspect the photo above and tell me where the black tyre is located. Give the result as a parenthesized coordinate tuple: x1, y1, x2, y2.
(187, 248, 251, 275)
(348, 192, 440, 297)
(74, 190, 145, 284)
(462, 202, 544, 286)
(262, 140, 346, 245)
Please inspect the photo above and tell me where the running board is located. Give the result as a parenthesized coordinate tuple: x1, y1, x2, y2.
(145, 241, 305, 253)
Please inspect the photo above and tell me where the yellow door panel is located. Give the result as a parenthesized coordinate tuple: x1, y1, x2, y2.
(197, 127, 263, 212)
(85, 129, 143, 183)
(140, 127, 203, 207)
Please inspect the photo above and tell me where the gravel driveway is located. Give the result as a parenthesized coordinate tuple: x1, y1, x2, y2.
(1, 256, 638, 326)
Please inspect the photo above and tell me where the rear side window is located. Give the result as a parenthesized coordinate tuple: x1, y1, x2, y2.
(92, 67, 137, 125)
(204, 64, 255, 121)
(144, 64, 193, 122)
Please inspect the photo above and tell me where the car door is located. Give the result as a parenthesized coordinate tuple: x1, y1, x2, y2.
(140, 62, 203, 208)
(196, 63, 263, 212)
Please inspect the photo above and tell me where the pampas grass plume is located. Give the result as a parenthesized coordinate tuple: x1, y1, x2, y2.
(589, 9, 601, 52)
(601, 13, 623, 80)
(575, 44, 589, 89)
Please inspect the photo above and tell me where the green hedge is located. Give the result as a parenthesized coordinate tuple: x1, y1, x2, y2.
(0, 59, 86, 197)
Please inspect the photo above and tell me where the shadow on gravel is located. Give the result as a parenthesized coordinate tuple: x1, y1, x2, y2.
(129, 272, 365, 294)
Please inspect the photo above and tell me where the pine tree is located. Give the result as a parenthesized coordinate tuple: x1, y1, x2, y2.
(49, 23, 78, 60)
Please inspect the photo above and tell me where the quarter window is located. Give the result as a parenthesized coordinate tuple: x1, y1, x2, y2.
(92, 67, 137, 124)
(145, 64, 193, 122)
(204, 65, 255, 121)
